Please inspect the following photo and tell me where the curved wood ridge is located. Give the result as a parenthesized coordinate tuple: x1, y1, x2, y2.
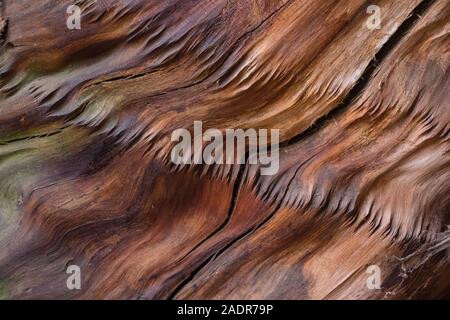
(0, 0, 449, 299)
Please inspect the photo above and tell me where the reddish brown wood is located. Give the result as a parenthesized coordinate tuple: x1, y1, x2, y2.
(0, 0, 448, 299)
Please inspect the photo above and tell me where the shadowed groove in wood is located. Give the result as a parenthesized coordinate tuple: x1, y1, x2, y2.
(246, 0, 450, 243)
(282, 0, 437, 148)
(0, 0, 449, 299)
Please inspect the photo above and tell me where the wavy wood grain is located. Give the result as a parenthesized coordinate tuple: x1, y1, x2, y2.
(0, 0, 448, 299)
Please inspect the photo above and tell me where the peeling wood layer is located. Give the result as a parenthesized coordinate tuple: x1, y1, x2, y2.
(0, 0, 448, 299)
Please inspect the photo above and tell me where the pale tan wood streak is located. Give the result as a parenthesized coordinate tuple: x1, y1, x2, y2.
(177, 0, 450, 299)
(0, 0, 448, 299)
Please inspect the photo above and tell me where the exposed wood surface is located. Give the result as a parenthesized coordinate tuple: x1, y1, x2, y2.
(0, 0, 449, 299)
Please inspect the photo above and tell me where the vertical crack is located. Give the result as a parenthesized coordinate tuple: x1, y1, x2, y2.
(283, 0, 436, 147)
(167, 163, 246, 299)
(181, 164, 246, 260)
(166, 0, 436, 300)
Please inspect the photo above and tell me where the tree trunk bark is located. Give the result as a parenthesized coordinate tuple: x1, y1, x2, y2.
(0, 0, 449, 299)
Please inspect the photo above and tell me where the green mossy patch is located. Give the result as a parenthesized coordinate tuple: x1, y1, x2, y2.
(0, 280, 9, 299)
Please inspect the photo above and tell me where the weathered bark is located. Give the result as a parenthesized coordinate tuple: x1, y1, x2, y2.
(0, 0, 449, 299)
